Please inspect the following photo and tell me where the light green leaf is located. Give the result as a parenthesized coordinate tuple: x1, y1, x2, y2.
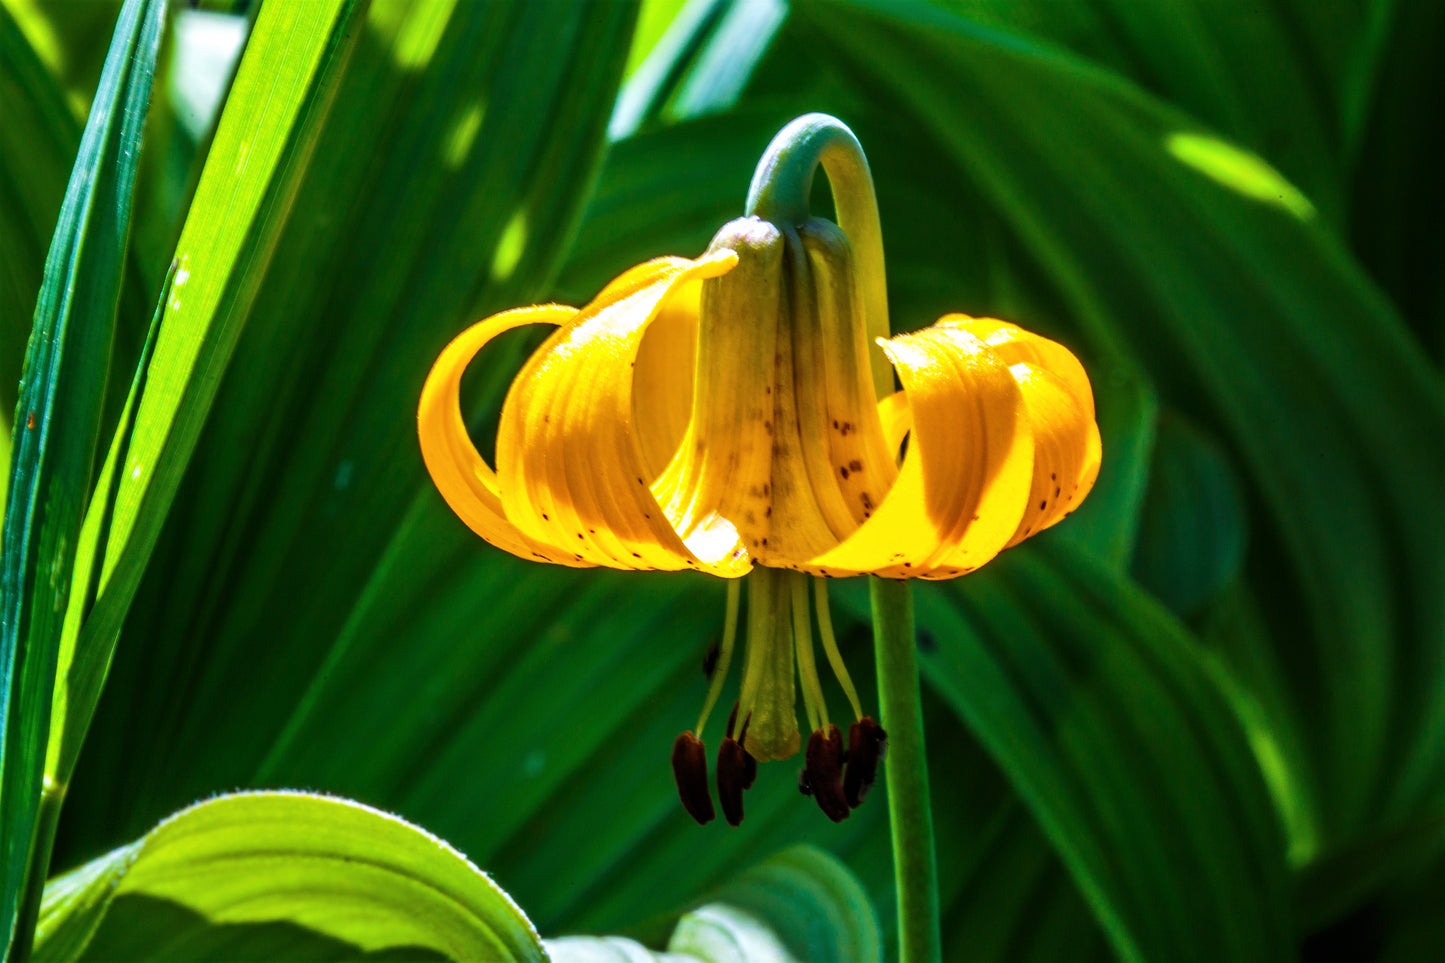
(547, 847, 877, 963)
(35, 792, 543, 962)
(0, 0, 164, 955)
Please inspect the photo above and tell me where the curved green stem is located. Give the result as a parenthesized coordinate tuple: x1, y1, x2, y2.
(745, 113, 892, 398)
(871, 576, 940, 963)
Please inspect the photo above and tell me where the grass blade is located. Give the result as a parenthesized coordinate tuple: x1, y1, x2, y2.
(0, 0, 164, 955)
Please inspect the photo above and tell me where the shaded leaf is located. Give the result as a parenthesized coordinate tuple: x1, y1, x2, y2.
(1129, 413, 1247, 618)
(914, 540, 1292, 963)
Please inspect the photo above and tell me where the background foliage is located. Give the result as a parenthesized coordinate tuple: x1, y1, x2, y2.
(2, 0, 1443, 959)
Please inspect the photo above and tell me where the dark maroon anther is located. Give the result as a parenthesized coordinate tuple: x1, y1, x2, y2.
(843, 716, 887, 808)
(671, 731, 715, 825)
(716, 735, 756, 826)
(804, 725, 850, 822)
(735, 710, 757, 790)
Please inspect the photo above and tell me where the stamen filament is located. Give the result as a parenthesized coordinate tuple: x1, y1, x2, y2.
(791, 571, 828, 732)
(814, 577, 864, 720)
(695, 578, 742, 737)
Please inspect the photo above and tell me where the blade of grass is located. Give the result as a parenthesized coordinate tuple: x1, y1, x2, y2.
(0, 1, 164, 957)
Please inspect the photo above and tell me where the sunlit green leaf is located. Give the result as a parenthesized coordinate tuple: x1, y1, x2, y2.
(36, 792, 544, 962)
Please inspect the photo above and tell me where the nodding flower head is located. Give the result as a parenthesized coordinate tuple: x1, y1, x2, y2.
(418, 114, 1100, 825)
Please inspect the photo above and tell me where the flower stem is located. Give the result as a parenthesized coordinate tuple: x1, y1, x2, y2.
(11, 778, 65, 963)
(745, 113, 892, 398)
(870, 576, 940, 963)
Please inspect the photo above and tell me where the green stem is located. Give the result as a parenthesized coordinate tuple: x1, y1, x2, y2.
(11, 780, 65, 963)
(745, 113, 892, 398)
(870, 576, 940, 963)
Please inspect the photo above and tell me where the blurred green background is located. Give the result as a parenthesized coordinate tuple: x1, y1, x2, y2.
(3, 0, 1444, 959)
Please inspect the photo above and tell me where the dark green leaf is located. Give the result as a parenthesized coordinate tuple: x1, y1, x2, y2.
(1129, 413, 1247, 618)
(0, 3, 80, 423)
(914, 541, 1292, 962)
(0, 0, 164, 954)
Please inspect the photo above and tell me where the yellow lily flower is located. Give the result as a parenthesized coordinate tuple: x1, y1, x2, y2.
(417, 116, 1100, 826)
(417, 244, 1099, 580)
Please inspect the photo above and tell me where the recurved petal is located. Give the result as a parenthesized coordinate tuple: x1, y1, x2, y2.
(632, 279, 701, 480)
(807, 323, 1033, 579)
(417, 305, 587, 566)
(496, 252, 751, 575)
(940, 316, 1100, 546)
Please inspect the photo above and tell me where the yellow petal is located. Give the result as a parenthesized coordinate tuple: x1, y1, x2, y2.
(633, 278, 700, 480)
(417, 304, 587, 567)
(497, 251, 750, 575)
(659, 217, 896, 570)
(808, 322, 1034, 578)
(940, 317, 1101, 545)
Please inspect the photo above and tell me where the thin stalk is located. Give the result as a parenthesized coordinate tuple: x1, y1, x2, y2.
(870, 576, 939, 963)
(745, 113, 892, 398)
(11, 779, 65, 963)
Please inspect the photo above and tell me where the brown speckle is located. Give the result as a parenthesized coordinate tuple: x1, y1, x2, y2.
(839, 466, 850, 479)
(848, 459, 863, 472)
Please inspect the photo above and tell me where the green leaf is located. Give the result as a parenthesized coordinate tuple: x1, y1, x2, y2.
(668, 846, 879, 963)
(0, 0, 164, 955)
(770, 0, 1445, 853)
(925, 0, 1345, 226)
(35, 792, 543, 962)
(68, 0, 361, 688)
(1128, 413, 1247, 618)
(1346, 0, 1445, 359)
(1295, 810, 1445, 933)
(547, 846, 878, 963)
(58, 0, 639, 861)
(913, 541, 1292, 963)
(0, 3, 80, 424)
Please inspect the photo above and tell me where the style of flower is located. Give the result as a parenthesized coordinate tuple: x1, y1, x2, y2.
(418, 116, 1100, 827)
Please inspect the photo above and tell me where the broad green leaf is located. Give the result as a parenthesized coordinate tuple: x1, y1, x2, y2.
(57, 0, 638, 860)
(1346, 0, 1445, 360)
(912, 540, 1292, 963)
(0, 0, 164, 955)
(667, 846, 879, 963)
(35, 792, 543, 962)
(927, 0, 1345, 227)
(1050, 363, 1157, 572)
(1295, 810, 1445, 933)
(1128, 413, 1247, 618)
(547, 846, 878, 963)
(770, 0, 1445, 853)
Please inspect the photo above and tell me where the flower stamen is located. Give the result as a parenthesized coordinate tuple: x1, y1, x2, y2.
(814, 578, 864, 721)
(694, 579, 741, 738)
(791, 571, 829, 734)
